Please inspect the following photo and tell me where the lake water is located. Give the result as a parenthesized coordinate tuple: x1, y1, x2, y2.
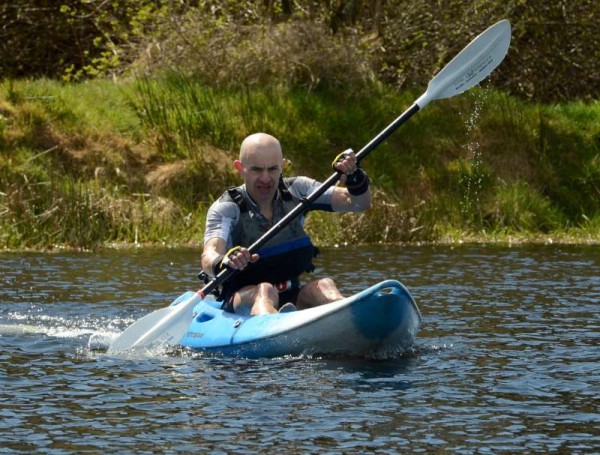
(1, 244, 598, 453)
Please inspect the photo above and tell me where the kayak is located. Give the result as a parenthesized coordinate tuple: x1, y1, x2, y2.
(173, 280, 421, 359)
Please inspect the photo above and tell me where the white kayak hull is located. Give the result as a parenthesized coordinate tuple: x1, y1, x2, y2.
(174, 280, 421, 359)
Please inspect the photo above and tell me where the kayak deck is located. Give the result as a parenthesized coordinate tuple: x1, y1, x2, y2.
(173, 280, 421, 359)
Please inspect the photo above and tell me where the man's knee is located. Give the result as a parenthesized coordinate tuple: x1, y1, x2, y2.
(317, 277, 336, 289)
(256, 282, 278, 298)
(297, 278, 342, 309)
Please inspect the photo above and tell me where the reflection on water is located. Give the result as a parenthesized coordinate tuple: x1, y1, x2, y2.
(0, 244, 598, 453)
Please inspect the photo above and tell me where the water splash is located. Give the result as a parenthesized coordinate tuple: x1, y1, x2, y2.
(0, 315, 192, 359)
(0, 311, 123, 354)
(459, 85, 490, 220)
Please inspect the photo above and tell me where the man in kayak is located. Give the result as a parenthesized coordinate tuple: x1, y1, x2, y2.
(201, 132, 371, 315)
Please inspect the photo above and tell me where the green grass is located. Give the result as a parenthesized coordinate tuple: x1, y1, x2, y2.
(3, 78, 141, 137)
(129, 74, 414, 170)
(0, 76, 598, 250)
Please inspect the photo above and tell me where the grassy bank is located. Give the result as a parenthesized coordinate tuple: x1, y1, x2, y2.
(0, 76, 598, 251)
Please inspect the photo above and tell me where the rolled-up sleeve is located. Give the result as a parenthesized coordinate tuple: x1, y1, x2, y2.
(203, 200, 240, 247)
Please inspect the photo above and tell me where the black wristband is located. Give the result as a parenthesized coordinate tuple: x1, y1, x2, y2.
(211, 254, 225, 276)
(345, 167, 370, 195)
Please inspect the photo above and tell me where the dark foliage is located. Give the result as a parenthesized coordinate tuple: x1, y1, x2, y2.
(1, 0, 598, 102)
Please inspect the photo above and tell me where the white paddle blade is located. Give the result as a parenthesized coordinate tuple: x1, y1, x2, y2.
(107, 292, 202, 353)
(416, 19, 511, 108)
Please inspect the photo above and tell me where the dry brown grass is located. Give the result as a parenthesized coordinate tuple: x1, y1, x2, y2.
(133, 18, 375, 91)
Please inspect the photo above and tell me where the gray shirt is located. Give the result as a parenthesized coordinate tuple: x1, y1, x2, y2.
(204, 176, 335, 249)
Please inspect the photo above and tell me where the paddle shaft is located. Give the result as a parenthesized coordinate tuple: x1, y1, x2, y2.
(199, 102, 421, 298)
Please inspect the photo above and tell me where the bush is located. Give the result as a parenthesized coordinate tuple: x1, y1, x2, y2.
(363, 0, 599, 102)
(133, 16, 375, 91)
(0, 0, 167, 80)
(484, 181, 564, 233)
(4, 1, 598, 102)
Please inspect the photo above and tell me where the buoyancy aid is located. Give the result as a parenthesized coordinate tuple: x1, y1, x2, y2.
(220, 177, 317, 297)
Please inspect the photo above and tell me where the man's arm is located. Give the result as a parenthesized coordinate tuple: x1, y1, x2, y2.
(201, 199, 256, 277)
(331, 185, 371, 212)
(330, 151, 372, 212)
(202, 237, 259, 277)
(201, 237, 228, 277)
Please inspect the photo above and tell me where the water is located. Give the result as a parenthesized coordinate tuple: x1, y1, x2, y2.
(1, 244, 598, 453)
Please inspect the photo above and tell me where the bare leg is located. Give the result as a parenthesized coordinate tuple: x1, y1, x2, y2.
(231, 282, 280, 315)
(295, 278, 343, 310)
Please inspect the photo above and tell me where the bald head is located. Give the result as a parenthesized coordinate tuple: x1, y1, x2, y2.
(239, 133, 282, 165)
(234, 133, 285, 206)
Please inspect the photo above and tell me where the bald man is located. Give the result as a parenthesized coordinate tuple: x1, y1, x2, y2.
(201, 133, 371, 315)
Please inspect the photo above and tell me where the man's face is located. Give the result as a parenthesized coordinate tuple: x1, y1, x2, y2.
(235, 142, 284, 206)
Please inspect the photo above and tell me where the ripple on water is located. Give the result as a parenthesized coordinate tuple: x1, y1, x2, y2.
(0, 245, 599, 453)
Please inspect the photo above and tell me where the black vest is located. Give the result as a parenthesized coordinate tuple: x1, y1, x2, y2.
(221, 177, 316, 295)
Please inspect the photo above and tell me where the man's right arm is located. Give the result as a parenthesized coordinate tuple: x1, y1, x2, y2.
(201, 199, 258, 277)
(201, 199, 238, 277)
(202, 237, 259, 277)
(201, 237, 228, 277)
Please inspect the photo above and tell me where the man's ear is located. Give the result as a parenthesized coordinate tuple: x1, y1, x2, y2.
(233, 160, 244, 174)
(281, 158, 286, 170)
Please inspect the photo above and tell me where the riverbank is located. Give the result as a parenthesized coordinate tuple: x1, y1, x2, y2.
(1, 221, 597, 254)
(1, 77, 598, 251)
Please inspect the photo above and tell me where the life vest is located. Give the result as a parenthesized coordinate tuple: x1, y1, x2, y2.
(220, 177, 317, 297)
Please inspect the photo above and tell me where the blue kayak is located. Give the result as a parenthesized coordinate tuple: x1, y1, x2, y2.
(172, 280, 421, 359)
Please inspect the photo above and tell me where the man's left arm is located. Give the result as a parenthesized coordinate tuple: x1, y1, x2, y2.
(331, 151, 372, 212)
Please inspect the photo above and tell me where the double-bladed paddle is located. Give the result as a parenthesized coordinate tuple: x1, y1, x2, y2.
(108, 19, 511, 353)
